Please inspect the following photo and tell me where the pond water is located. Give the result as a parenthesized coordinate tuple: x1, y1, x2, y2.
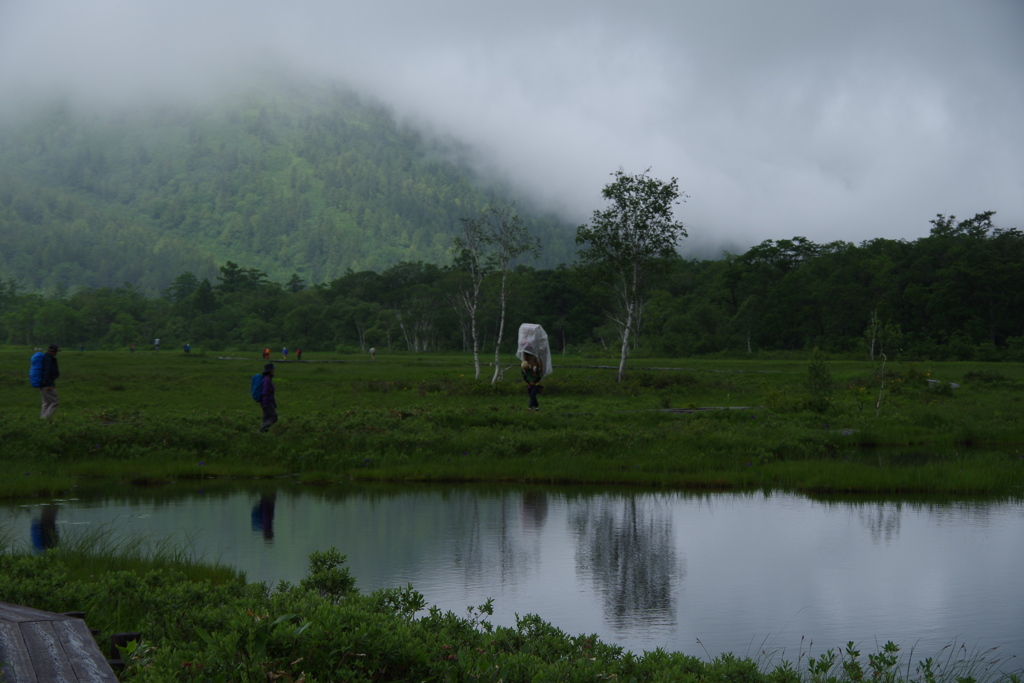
(5, 482, 1023, 665)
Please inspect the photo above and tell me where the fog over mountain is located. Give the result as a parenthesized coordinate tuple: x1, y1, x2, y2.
(2, 0, 1022, 257)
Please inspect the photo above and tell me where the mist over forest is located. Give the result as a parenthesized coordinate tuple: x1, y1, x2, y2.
(1, 10, 1021, 359)
(0, 77, 580, 294)
(2, 0, 1021, 277)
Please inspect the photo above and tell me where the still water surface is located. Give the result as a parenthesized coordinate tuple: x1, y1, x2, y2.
(6, 483, 1023, 663)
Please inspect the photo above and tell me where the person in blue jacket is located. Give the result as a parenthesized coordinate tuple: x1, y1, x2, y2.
(259, 363, 277, 432)
(40, 345, 61, 419)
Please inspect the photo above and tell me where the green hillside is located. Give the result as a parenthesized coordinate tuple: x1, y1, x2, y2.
(0, 81, 576, 293)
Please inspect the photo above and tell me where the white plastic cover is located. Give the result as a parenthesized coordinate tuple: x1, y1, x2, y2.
(515, 323, 553, 378)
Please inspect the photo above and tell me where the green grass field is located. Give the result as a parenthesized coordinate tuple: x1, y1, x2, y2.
(3, 347, 1023, 681)
(3, 347, 1024, 498)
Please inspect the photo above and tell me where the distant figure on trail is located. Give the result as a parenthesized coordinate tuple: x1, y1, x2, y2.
(78, 345, 84, 352)
(259, 363, 277, 433)
(184, 343, 191, 354)
(263, 347, 270, 360)
(296, 348, 302, 361)
(38, 345, 61, 419)
(154, 338, 160, 351)
(282, 347, 288, 360)
(521, 355, 543, 412)
(130, 344, 135, 352)
(369, 347, 376, 361)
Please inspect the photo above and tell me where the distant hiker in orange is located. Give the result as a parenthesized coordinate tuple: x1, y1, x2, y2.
(263, 347, 270, 360)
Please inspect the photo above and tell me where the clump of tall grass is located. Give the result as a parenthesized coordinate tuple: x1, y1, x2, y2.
(752, 636, 1021, 683)
(962, 370, 1012, 385)
(23, 521, 243, 584)
(806, 349, 836, 414)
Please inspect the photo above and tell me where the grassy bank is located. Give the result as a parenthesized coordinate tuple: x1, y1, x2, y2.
(1, 537, 1018, 682)
(2, 348, 1023, 498)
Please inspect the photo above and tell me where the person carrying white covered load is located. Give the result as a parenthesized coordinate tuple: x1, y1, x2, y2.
(521, 355, 543, 411)
(516, 323, 552, 412)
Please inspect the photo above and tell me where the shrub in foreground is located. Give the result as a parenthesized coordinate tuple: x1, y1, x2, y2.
(0, 545, 1019, 682)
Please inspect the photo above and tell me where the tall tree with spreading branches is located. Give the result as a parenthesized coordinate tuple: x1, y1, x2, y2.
(576, 169, 687, 382)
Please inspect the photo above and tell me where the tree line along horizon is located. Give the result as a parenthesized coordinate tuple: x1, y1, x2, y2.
(1, 197, 1019, 363)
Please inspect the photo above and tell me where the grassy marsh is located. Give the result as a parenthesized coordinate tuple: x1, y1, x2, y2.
(1, 348, 1023, 497)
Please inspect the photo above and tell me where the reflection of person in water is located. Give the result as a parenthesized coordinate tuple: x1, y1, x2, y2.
(520, 491, 549, 531)
(250, 493, 276, 542)
(30, 504, 60, 552)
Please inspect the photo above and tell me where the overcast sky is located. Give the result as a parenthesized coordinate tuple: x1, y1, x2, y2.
(2, 0, 1022, 256)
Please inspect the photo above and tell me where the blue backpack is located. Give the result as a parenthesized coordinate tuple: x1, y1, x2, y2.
(29, 352, 45, 388)
(250, 374, 263, 402)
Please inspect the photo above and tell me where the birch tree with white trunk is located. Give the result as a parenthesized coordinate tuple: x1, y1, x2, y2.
(452, 205, 540, 383)
(451, 215, 490, 379)
(576, 169, 687, 382)
(485, 206, 540, 384)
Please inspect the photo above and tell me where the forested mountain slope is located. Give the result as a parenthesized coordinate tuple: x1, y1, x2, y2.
(0, 81, 576, 293)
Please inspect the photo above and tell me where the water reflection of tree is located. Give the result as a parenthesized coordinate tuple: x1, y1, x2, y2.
(858, 502, 902, 544)
(569, 495, 682, 629)
(520, 491, 548, 531)
(450, 492, 531, 586)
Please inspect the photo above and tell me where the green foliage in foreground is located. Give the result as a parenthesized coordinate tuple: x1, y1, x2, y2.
(2, 350, 1024, 497)
(1, 542, 1019, 682)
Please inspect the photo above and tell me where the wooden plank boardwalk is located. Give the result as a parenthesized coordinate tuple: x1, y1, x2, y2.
(0, 603, 117, 682)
